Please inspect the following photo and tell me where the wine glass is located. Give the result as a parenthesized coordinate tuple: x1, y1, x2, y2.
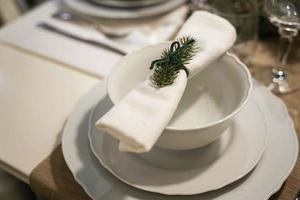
(255, 0, 300, 94)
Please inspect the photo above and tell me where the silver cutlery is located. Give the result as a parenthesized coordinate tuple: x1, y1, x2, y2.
(52, 11, 129, 39)
(37, 22, 127, 55)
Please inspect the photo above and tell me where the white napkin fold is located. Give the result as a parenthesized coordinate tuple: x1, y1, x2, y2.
(100, 71, 187, 153)
(96, 11, 237, 153)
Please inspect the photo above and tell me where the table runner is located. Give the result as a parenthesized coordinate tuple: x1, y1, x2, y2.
(29, 39, 300, 200)
(30, 146, 91, 200)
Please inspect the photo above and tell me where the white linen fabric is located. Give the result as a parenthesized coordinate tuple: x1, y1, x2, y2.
(96, 11, 237, 153)
(177, 11, 237, 77)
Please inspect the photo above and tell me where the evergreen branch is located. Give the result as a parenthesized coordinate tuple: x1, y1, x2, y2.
(150, 36, 199, 88)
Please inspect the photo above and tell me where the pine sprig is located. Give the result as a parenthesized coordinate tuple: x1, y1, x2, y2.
(150, 36, 199, 88)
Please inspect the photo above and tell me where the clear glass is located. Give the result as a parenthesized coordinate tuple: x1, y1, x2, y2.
(254, 0, 300, 94)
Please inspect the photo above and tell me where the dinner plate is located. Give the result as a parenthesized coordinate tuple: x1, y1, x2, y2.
(62, 0, 187, 19)
(88, 90, 266, 195)
(87, 0, 170, 8)
(62, 80, 298, 200)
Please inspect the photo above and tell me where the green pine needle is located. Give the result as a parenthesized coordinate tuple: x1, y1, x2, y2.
(150, 36, 199, 88)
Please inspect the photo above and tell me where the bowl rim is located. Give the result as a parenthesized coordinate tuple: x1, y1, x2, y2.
(107, 42, 253, 132)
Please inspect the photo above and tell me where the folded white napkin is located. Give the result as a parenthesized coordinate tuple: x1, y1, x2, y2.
(96, 11, 237, 153)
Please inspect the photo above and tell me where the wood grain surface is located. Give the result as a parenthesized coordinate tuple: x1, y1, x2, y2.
(29, 40, 300, 200)
(30, 146, 91, 200)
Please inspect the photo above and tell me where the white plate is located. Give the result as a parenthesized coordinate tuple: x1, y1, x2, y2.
(62, 0, 187, 19)
(87, 0, 170, 8)
(62, 80, 298, 200)
(88, 90, 266, 195)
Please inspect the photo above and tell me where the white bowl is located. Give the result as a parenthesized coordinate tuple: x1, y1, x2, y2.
(108, 42, 252, 150)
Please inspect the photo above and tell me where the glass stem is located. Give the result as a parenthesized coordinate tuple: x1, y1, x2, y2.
(278, 27, 298, 66)
(278, 35, 293, 66)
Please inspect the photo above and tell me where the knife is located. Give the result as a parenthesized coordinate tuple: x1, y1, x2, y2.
(37, 22, 127, 56)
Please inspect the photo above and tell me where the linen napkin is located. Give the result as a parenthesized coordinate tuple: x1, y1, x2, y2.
(96, 11, 237, 153)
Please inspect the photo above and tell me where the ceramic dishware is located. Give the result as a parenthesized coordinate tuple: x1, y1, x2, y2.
(62, 0, 187, 19)
(108, 42, 252, 150)
(61, 80, 298, 199)
(88, 90, 267, 194)
(87, 0, 170, 8)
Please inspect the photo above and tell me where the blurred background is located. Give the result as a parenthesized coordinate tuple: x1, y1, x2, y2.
(0, 0, 45, 26)
(0, 0, 279, 43)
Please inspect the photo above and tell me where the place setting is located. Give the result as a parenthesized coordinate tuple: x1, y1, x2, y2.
(0, 0, 189, 78)
(0, 0, 300, 199)
(61, 0, 187, 19)
(47, 0, 189, 54)
(61, 10, 298, 200)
